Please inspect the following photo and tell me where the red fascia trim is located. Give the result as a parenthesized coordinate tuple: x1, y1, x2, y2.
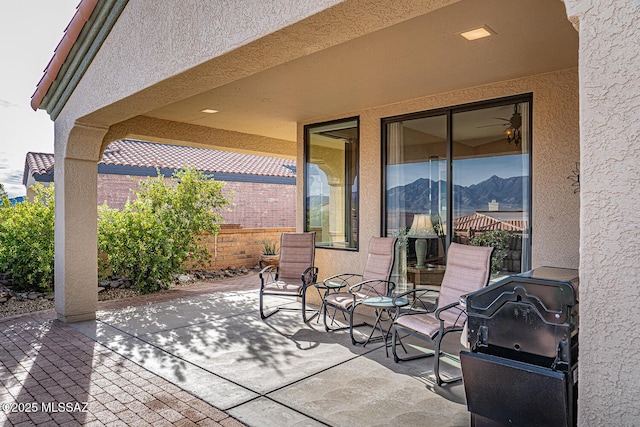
(30, 0, 99, 111)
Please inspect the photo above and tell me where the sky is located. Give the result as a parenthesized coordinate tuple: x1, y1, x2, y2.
(0, 1, 79, 197)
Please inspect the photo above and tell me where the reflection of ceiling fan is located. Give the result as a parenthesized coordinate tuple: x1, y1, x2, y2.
(477, 104, 522, 146)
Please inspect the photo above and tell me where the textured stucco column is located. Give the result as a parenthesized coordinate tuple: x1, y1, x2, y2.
(564, 0, 640, 424)
(54, 122, 107, 323)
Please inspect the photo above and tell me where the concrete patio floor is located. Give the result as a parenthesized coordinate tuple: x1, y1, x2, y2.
(1, 273, 471, 426)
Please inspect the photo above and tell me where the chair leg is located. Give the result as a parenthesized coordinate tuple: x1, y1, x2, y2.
(300, 291, 319, 323)
(259, 290, 279, 319)
(323, 303, 366, 341)
(260, 291, 317, 321)
(324, 304, 350, 332)
(349, 308, 368, 345)
(392, 326, 400, 362)
(433, 333, 462, 386)
(434, 336, 444, 385)
(323, 302, 330, 331)
(392, 326, 434, 363)
(323, 301, 343, 331)
(391, 326, 409, 363)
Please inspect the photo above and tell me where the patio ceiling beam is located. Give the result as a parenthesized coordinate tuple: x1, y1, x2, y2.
(103, 116, 296, 159)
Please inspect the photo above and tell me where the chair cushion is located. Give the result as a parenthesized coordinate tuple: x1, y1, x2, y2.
(437, 243, 493, 325)
(394, 313, 441, 339)
(361, 237, 397, 282)
(278, 233, 315, 282)
(263, 280, 303, 295)
(324, 292, 355, 310)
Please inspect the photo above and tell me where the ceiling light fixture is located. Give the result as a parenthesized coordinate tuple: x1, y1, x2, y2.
(201, 109, 219, 114)
(460, 26, 495, 41)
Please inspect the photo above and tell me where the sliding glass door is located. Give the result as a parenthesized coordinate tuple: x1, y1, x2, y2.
(385, 115, 448, 290)
(383, 96, 531, 288)
(452, 101, 530, 275)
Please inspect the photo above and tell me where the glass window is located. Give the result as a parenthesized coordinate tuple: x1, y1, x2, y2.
(452, 102, 531, 277)
(385, 115, 448, 289)
(383, 96, 531, 289)
(305, 118, 359, 250)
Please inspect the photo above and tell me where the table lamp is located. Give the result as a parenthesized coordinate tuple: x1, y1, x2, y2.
(407, 214, 437, 269)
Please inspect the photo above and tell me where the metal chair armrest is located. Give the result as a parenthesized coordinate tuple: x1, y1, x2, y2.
(348, 279, 395, 298)
(259, 265, 278, 288)
(393, 287, 440, 313)
(435, 301, 467, 327)
(393, 287, 439, 300)
(301, 266, 319, 288)
(322, 273, 363, 289)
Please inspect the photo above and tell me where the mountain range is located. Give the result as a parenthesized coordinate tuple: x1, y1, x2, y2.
(386, 175, 525, 214)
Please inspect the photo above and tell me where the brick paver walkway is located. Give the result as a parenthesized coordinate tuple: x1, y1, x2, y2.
(0, 279, 254, 427)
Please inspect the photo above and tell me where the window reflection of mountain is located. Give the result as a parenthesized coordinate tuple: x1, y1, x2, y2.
(386, 175, 525, 213)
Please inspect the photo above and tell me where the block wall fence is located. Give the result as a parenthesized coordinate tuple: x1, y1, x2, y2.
(200, 226, 296, 270)
(97, 174, 296, 229)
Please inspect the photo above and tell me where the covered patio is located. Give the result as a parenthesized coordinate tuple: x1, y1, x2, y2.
(2, 274, 471, 426)
(29, 0, 640, 424)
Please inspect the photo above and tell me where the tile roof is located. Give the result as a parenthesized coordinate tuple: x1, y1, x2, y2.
(25, 152, 55, 177)
(31, 0, 99, 111)
(25, 139, 296, 179)
(454, 212, 526, 233)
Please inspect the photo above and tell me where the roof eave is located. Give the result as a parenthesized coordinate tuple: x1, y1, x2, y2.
(31, 0, 129, 120)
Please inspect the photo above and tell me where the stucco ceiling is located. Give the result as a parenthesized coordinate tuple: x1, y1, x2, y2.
(143, 0, 577, 142)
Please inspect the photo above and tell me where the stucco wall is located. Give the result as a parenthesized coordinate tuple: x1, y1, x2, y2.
(56, 0, 460, 129)
(57, 0, 342, 125)
(564, 0, 640, 424)
(298, 68, 580, 282)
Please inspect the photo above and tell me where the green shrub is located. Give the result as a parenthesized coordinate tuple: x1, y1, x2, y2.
(470, 230, 513, 274)
(0, 184, 55, 292)
(98, 167, 230, 293)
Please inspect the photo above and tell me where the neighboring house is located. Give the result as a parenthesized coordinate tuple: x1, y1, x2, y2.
(23, 139, 296, 229)
(454, 211, 526, 236)
(29, 0, 640, 422)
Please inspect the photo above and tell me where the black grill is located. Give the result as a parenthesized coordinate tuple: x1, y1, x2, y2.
(460, 267, 579, 427)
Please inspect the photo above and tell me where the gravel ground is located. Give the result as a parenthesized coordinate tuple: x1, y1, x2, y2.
(0, 298, 56, 319)
(0, 271, 253, 319)
(0, 287, 141, 319)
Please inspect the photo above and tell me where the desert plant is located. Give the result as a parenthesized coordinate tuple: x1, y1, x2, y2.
(260, 239, 279, 255)
(98, 167, 230, 293)
(0, 184, 55, 292)
(469, 230, 513, 274)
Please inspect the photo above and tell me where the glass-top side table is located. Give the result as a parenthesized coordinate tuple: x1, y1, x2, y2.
(361, 296, 409, 356)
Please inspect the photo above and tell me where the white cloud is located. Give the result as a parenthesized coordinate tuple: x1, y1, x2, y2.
(0, 168, 25, 198)
(0, 98, 21, 109)
(0, 1, 78, 198)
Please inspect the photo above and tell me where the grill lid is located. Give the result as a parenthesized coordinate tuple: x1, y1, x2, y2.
(466, 267, 579, 323)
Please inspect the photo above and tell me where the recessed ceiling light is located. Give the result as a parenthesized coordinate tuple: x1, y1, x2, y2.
(201, 109, 219, 114)
(460, 26, 495, 41)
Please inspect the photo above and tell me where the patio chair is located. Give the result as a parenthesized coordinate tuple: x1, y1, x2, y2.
(259, 232, 318, 322)
(322, 237, 397, 345)
(391, 242, 494, 385)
